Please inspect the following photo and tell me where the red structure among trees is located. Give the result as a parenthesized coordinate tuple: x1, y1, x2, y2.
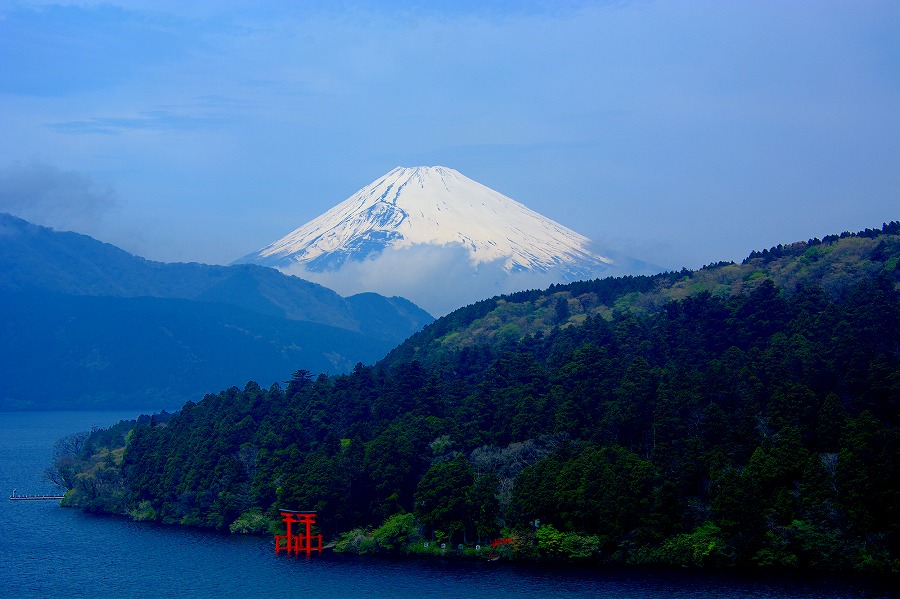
(274, 510, 322, 556)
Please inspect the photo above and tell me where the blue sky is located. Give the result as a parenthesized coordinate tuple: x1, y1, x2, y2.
(1, 0, 897, 272)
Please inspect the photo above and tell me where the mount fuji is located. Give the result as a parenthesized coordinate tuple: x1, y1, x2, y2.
(236, 166, 646, 315)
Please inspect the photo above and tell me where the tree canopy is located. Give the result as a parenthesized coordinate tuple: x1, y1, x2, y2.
(57, 224, 900, 572)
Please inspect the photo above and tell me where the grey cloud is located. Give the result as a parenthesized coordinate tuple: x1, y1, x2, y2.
(0, 161, 117, 232)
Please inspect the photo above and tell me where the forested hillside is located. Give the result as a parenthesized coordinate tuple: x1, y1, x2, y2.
(56, 223, 900, 572)
(382, 222, 900, 368)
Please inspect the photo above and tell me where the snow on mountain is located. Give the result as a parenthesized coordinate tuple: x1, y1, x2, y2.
(235, 166, 628, 315)
(238, 166, 613, 276)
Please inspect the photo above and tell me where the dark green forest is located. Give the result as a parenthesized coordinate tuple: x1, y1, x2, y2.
(57, 224, 900, 572)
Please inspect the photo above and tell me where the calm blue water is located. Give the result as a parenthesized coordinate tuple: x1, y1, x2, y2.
(0, 411, 895, 599)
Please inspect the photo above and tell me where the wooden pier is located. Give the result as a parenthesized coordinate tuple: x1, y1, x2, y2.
(9, 490, 65, 501)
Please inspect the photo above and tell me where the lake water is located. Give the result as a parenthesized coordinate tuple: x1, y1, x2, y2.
(0, 411, 895, 599)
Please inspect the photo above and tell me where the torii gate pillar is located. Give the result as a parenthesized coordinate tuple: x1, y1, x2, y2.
(274, 510, 322, 556)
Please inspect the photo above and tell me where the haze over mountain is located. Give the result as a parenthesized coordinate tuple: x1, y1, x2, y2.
(236, 166, 659, 315)
(0, 213, 432, 410)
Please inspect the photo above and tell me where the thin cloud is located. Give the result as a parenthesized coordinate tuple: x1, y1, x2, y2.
(48, 111, 226, 135)
(284, 243, 609, 316)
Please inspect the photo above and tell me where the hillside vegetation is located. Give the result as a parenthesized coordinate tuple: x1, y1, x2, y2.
(56, 223, 900, 572)
(383, 224, 900, 367)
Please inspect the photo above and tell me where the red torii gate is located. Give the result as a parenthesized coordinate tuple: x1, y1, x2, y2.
(274, 510, 322, 556)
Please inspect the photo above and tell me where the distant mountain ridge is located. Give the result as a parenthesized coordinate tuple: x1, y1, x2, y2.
(0, 213, 432, 338)
(235, 166, 655, 315)
(0, 213, 433, 410)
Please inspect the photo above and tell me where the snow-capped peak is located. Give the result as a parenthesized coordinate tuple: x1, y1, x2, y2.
(239, 166, 613, 275)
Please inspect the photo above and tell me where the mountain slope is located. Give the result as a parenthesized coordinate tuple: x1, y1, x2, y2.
(235, 166, 645, 315)
(381, 222, 900, 368)
(1, 290, 390, 410)
(238, 166, 613, 275)
(0, 213, 433, 410)
(0, 213, 432, 342)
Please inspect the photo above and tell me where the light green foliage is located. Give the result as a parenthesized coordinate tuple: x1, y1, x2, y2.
(655, 521, 726, 567)
(335, 512, 422, 555)
(536, 524, 600, 559)
(372, 512, 421, 552)
(229, 507, 272, 534)
(560, 531, 601, 559)
(334, 528, 377, 555)
(536, 523, 564, 554)
(129, 500, 157, 522)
